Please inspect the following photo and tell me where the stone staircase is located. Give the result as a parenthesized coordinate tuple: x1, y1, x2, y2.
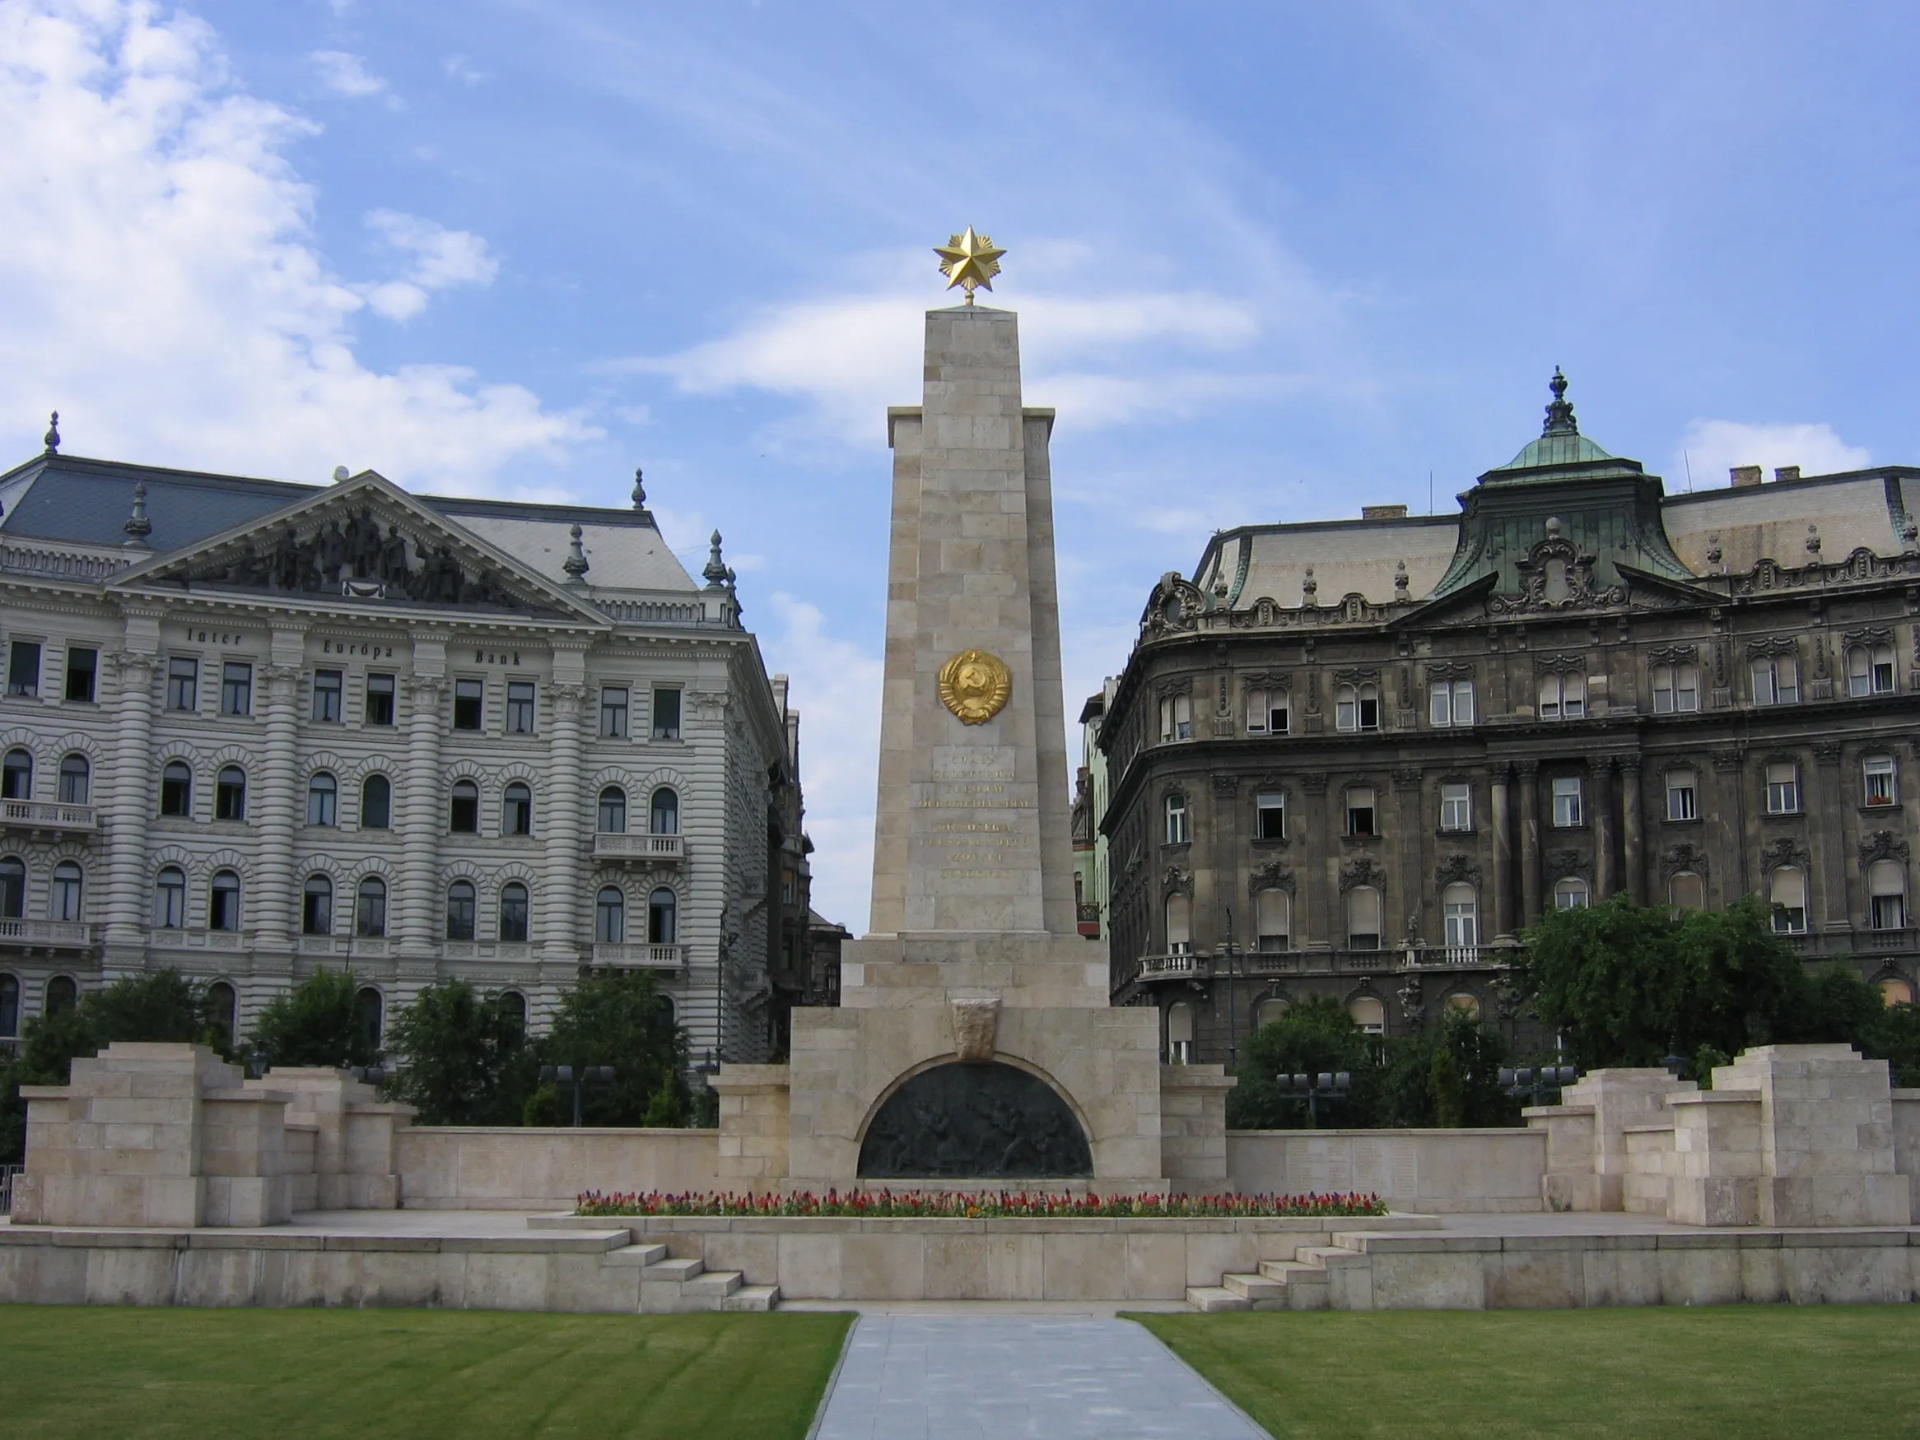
(1186, 1236, 1370, 1312)
(605, 1242, 780, 1313)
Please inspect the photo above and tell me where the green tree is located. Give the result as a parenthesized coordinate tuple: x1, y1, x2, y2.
(1428, 1042, 1466, 1127)
(249, 968, 375, 1069)
(537, 969, 688, 1126)
(1863, 1004, 1920, 1086)
(1227, 995, 1377, 1129)
(381, 979, 534, 1125)
(1669, 896, 1808, 1056)
(1378, 1009, 1518, 1128)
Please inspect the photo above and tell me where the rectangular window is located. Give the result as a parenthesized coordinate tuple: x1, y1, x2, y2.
(452, 678, 484, 731)
(600, 686, 629, 738)
(1752, 656, 1799, 706)
(1254, 791, 1285, 841)
(1539, 672, 1585, 720)
(6, 640, 40, 698)
(166, 657, 198, 711)
(1245, 688, 1290, 736)
(1346, 786, 1377, 838)
(312, 669, 343, 722)
(1850, 644, 1898, 697)
(1430, 679, 1475, 727)
(1159, 693, 1192, 742)
(1866, 754, 1897, 807)
(1440, 781, 1472, 832)
(652, 686, 682, 740)
(365, 672, 396, 726)
(1552, 776, 1583, 827)
(64, 647, 97, 703)
(220, 661, 252, 716)
(1651, 662, 1699, 714)
(1766, 761, 1801, 815)
(506, 680, 536, 734)
(1666, 769, 1698, 821)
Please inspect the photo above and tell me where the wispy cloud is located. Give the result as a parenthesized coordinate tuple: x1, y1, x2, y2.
(309, 49, 388, 100)
(1673, 419, 1870, 489)
(359, 210, 500, 321)
(443, 53, 487, 86)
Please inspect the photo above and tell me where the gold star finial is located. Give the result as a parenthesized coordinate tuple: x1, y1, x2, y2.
(933, 226, 1005, 305)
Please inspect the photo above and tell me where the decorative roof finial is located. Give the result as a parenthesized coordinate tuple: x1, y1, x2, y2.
(563, 522, 589, 582)
(631, 467, 647, 511)
(43, 411, 59, 454)
(123, 480, 152, 548)
(934, 227, 1006, 305)
(704, 530, 730, 589)
(1542, 367, 1578, 437)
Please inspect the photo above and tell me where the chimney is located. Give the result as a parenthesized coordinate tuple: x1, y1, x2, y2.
(1730, 466, 1763, 488)
(1362, 504, 1408, 520)
(1774, 465, 1800, 483)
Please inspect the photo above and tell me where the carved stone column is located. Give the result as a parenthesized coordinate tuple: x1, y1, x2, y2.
(396, 675, 445, 957)
(1811, 740, 1851, 932)
(542, 683, 589, 963)
(1392, 767, 1426, 944)
(1300, 772, 1330, 947)
(1593, 759, 1617, 900)
(1619, 757, 1646, 904)
(103, 651, 157, 953)
(254, 662, 303, 949)
(1516, 760, 1542, 925)
(1489, 763, 1515, 938)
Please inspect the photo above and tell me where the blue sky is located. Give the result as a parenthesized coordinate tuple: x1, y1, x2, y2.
(3, 0, 1916, 926)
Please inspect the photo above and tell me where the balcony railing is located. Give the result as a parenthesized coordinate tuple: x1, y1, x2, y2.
(0, 800, 97, 834)
(0, 918, 95, 949)
(591, 833, 685, 863)
(590, 942, 684, 969)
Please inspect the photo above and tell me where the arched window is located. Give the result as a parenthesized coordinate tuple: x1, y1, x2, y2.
(1255, 889, 1290, 952)
(1769, 867, 1808, 934)
(1164, 792, 1189, 845)
(45, 975, 77, 1014)
(499, 990, 527, 1028)
(215, 766, 246, 822)
(50, 861, 82, 923)
(355, 987, 383, 1051)
(1669, 871, 1705, 911)
(209, 870, 241, 931)
(598, 786, 627, 834)
(499, 881, 529, 942)
(503, 781, 533, 836)
(1849, 642, 1897, 696)
(1869, 859, 1908, 931)
(0, 748, 31, 800)
(649, 787, 679, 836)
(1447, 992, 1482, 1021)
(1442, 882, 1478, 950)
(1538, 671, 1585, 720)
(1349, 995, 1385, 1035)
(1880, 978, 1914, 1007)
(445, 880, 476, 940)
(1165, 892, 1191, 954)
(302, 874, 333, 935)
(1167, 1001, 1195, 1063)
(1335, 681, 1380, 732)
(450, 779, 479, 833)
(0, 857, 24, 920)
(57, 753, 88, 805)
(360, 774, 391, 829)
(1253, 996, 1289, 1029)
(1554, 876, 1590, 911)
(206, 980, 236, 1044)
(1347, 885, 1382, 950)
(153, 866, 185, 928)
(1651, 662, 1700, 714)
(0, 973, 17, 1037)
(657, 995, 677, 1030)
(648, 887, 678, 944)
(595, 886, 625, 943)
(160, 760, 192, 817)
(1431, 678, 1475, 728)
(307, 772, 337, 827)
(355, 876, 387, 938)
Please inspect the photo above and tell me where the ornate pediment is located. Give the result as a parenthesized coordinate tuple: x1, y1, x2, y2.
(111, 471, 603, 621)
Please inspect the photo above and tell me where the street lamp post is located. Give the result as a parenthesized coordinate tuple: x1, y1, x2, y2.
(1223, 904, 1239, 1066)
(1498, 1064, 1580, 1107)
(1274, 1071, 1351, 1127)
(540, 1064, 616, 1127)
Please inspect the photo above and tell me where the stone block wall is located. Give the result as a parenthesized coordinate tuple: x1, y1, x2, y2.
(1159, 1065, 1233, 1191)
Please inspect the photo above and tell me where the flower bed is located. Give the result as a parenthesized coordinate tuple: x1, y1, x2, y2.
(574, 1188, 1388, 1219)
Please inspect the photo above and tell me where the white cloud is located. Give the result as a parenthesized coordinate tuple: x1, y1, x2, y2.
(359, 209, 499, 320)
(1674, 420, 1871, 490)
(309, 49, 385, 99)
(761, 592, 883, 930)
(443, 53, 487, 86)
(0, 0, 591, 492)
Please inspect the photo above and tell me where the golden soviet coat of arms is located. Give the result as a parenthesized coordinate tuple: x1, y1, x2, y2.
(938, 649, 1012, 724)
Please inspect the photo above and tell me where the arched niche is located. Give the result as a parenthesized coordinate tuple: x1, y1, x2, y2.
(857, 1061, 1092, 1180)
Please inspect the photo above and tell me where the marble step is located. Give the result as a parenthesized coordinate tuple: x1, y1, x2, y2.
(681, 1269, 745, 1299)
(1295, 1245, 1370, 1269)
(1221, 1272, 1288, 1306)
(605, 1243, 670, 1268)
(1256, 1260, 1332, 1309)
(1185, 1285, 1250, 1313)
(641, 1256, 706, 1283)
(723, 1284, 781, 1312)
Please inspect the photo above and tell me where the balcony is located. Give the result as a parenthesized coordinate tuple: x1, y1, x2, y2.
(590, 942, 683, 970)
(0, 918, 95, 952)
(1134, 952, 1212, 983)
(592, 833, 685, 864)
(0, 800, 97, 836)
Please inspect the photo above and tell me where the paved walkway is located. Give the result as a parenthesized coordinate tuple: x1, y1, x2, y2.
(810, 1315, 1266, 1440)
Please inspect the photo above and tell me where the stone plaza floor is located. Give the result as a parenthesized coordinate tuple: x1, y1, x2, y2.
(808, 1314, 1267, 1440)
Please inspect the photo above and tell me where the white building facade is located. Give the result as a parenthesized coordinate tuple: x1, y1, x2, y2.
(0, 441, 801, 1067)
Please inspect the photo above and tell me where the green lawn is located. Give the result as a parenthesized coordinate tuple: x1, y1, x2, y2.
(0, 1306, 852, 1440)
(1139, 1308, 1920, 1440)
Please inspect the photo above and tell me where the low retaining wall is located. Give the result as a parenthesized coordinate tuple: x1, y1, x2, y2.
(1225, 1129, 1548, 1213)
(394, 1128, 720, 1210)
